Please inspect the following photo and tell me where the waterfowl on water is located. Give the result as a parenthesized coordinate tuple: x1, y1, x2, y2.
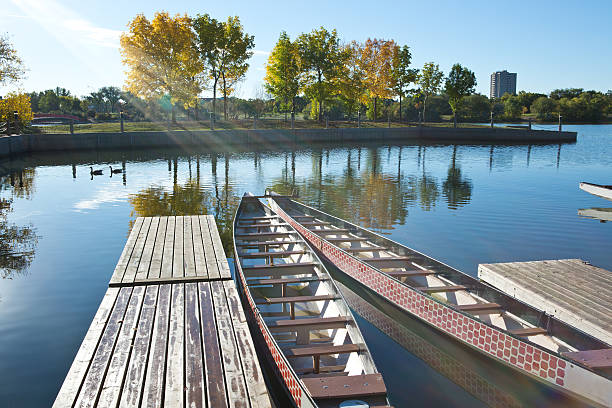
(90, 167, 103, 175)
(109, 166, 123, 174)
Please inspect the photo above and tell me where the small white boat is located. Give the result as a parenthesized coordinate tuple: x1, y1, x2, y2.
(233, 193, 390, 408)
(580, 182, 612, 201)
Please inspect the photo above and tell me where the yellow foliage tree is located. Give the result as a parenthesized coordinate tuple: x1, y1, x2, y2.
(120, 12, 204, 121)
(0, 92, 33, 130)
(336, 41, 369, 119)
(360, 38, 397, 121)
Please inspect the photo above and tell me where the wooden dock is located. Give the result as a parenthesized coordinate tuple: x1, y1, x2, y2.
(53, 216, 271, 408)
(478, 259, 612, 345)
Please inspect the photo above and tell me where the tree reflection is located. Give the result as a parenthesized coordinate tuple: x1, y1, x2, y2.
(269, 145, 472, 232)
(442, 146, 473, 209)
(0, 169, 39, 279)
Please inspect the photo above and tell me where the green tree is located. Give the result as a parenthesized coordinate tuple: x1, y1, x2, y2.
(193, 14, 254, 121)
(0, 34, 26, 86)
(38, 90, 60, 112)
(391, 45, 418, 122)
(416, 62, 443, 122)
(120, 12, 203, 122)
(360, 38, 396, 121)
(100, 86, 121, 113)
(297, 27, 347, 121)
(264, 31, 301, 119)
(531, 96, 557, 121)
(550, 88, 583, 100)
(444, 63, 476, 127)
(503, 95, 523, 119)
(337, 41, 368, 119)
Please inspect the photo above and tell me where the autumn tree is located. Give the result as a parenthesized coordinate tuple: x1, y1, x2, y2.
(337, 41, 368, 120)
(359, 38, 396, 121)
(120, 12, 203, 122)
(297, 27, 347, 121)
(193, 14, 254, 121)
(0, 34, 26, 86)
(444, 63, 476, 127)
(264, 31, 301, 120)
(417, 62, 444, 122)
(391, 45, 418, 122)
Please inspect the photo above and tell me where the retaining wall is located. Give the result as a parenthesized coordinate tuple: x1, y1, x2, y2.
(0, 126, 577, 158)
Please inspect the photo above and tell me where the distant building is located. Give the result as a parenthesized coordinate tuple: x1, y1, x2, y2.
(490, 70, 517, 98)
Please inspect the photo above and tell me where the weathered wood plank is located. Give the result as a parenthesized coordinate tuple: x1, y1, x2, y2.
(122, 217, 153, 284)
(148, 216, 167, 279)
(184, 216, 197, 277)
(199, 282, 229, 408)
(210, 280, 249, 408)
(135, 217, 160, 281)
(208, 215, 232, 280)
(119, 285, 159, 408)
(161, 217, 175, 279)
(173, 216, 185, 278)
(222, 280, 272, 408)
(141, 284, 171, 408)
(52, 288, 120, 408)
(109, 217, 143, 285)
(191, 215, 209, 279)
(73, 287, 133, 408)
(164, 283, 185, 407)
(200, 215, 220, 280)
(97, 286, 146, 407)
(185, 282, 205, 407)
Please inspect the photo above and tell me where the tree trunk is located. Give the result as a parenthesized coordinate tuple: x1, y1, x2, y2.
(212, 75, 218, 123)
(222, 72, 228, 120)
(453, 111, 457, 128)
(399, 95, 402, 122)
(422, 95, 427, 123)
(171, 105, 176, 123)
(317, 71, 323, 122)
(374, 97, 377, 122)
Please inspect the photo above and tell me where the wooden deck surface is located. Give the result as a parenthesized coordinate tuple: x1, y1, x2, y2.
(54, 216, 270, 408)
(478, 259, 612, 345)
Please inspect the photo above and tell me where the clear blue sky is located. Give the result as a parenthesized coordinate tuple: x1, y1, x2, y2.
(2, 0, 611, 98)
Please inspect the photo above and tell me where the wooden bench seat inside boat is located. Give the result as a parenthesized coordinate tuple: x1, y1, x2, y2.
(240, 250, 307, 258)
(302, 373, 387, 400)
(248, 276, 328, 285)
(236, 231, 295, 239)
(238, 223, 289, 230)
(294, 215, 315, 220)
(562, 348, 612, 370)
(295, 365, 348, 376)
(385, 269, 436, 277)
(268, 316, 350, 331)
(344, 246, 388, 252)
(362, 257, 412, 267)
(508, 327, 548, 337)
(417, 285, 467, 293)
(256, 294, 339, 305)
(456, 303, 503, 315)
(242, 262, 318, 276)
(311, 229, 354, 234)
(236, 240, 302, 247)
(300, 221, 332, 226)
(326, 237, 369, 242)
(286, 343, 361, 358)
(240, 216, 281, 221)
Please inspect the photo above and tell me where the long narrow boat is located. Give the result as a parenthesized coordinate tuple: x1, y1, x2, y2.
(233, 193, 390, 408)
(267, 191, 612, 408)
(580, 182, 612, 201)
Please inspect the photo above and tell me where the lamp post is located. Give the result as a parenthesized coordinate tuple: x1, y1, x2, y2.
(120, 110, 124, 133)
(13, 111, 19, 135)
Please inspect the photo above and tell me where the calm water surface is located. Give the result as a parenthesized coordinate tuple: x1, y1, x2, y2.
(0, 124, 610, 407)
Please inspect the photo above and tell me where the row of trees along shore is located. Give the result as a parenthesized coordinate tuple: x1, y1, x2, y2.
(1, 15, 612, 128)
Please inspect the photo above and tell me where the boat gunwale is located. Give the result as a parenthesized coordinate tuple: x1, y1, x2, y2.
(232, 194, 385, 406)
(266, 193, 611, 374)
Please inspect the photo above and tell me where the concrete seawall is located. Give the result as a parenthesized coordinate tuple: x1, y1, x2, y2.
(0, 126, 577, 158)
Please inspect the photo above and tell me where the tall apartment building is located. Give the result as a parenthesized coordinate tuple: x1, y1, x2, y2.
(490, 70, 517, 98)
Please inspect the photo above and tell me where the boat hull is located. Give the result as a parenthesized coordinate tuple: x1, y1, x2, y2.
(269, 199, 612, 408)
(580, 182, 612, 201)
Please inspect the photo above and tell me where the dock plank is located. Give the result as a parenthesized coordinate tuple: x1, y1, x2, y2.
(172, 216, 184, 278)
(183, 216, 197, 277)
(161, 216, 175, 279)
(148, 216, 167, 279)
(122, 217, 152, 284)
(479, 259, 612, 344)
(208, 215, 232, 280)
(135, 217, 159, 281)
(185, 282, 205, 407)
(200, 215, 220, 280)
(109, 217, 143, 285)
(191, 215, 209, 279)
(164, 284, 185, 407)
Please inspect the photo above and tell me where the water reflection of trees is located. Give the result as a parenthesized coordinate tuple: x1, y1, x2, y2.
(128, 155, 240, 254)
(269, 145, 472, 232)
(0, 169, 39, 279)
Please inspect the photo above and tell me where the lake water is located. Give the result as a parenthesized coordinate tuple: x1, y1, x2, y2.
(0, 124, 610, 407)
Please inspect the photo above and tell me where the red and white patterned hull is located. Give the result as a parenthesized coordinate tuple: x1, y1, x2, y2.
(269, 200, 612, 408)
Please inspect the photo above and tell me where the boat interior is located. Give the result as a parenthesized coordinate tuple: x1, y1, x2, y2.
(268, 194, 612, 378)
(233, 194, 390, 406)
